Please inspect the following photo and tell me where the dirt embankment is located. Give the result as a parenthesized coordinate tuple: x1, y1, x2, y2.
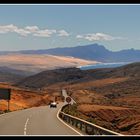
(77, 104, 140, 135)
(0, 83, 61, 112)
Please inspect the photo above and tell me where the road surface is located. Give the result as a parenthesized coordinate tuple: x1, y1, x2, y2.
(0, 90, 81, 135)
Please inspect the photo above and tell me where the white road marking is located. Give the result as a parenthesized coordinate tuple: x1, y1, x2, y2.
(24, 118, 30, 135)
(57, 108, 83, 136)
(24, 114, 33, 135)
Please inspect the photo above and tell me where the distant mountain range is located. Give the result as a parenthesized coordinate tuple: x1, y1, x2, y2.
(0, 44, 139, 62)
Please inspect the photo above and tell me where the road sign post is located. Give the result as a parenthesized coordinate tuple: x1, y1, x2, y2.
(7, 100, 10, 112)
(66, 97, 72, 114)
(0, 88, 11, 112)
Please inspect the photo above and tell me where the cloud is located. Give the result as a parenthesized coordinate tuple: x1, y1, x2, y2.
(14, 29, 31, 37)
(57, 30, 69, 37)
(24, 26, 39, 32)
(0, 24, 30, 36)
(0, 25, 122, 41)
(0, 24, 69, 38)
(33, 29, 56, 37)
(76, 35, 83, 39)
(0, 24, 18, 33)
(76, 33, 124, 41)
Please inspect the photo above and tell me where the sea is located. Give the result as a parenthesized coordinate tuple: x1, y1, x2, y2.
(79, 62, 131, 70)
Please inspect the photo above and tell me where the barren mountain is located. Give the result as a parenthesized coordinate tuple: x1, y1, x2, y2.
(1, 43, 139, 63)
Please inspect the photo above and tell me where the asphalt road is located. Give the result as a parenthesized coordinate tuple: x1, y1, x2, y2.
(0, 90, 80, 136)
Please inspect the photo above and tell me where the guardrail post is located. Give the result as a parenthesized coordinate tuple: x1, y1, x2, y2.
(96, 128, 101, 135)
(66, 116, 69, 123)
(77, 122, 81, 129)
(72, 119, 74, 125)
(68, 116, 70, 123)
(91, 127, 95, 135)
(75, 121, 78, 128)
(81, 122, 85, 131)
(84, 124, 88, 133)
(85, 125, 92, 135)
(80, 122, 82, 130)
(64, 115, 67, 121)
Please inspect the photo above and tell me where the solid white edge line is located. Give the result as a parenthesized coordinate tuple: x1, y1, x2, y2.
(57, 108, 83, 136)
(24, 118, 29, 135)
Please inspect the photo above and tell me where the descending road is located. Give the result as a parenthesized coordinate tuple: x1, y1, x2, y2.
(0, 90, 81, 135)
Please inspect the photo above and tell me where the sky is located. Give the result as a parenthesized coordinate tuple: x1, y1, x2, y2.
(0, 4, 140, 51)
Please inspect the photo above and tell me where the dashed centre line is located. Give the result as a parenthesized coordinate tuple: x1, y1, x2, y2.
(24, 115, 32, 135)
(24, 118, 29, 135)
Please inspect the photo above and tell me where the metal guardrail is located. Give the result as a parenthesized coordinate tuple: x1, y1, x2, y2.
(59, 110, 123, 136)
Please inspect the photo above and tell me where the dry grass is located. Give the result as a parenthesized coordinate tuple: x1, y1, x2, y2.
(67, 77, 127, 90)
(78, 104, 129, 112)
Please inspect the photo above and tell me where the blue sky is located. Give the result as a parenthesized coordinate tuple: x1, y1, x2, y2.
(0, 4, 140, 51)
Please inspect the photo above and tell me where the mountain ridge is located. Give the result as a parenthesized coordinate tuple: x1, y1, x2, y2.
(0, 43, 139, 62)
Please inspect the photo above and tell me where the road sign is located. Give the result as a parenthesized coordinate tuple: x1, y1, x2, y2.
(0, 88, 11, 100)
(66, 97, 71, 103)
(0, 88, 11, 111)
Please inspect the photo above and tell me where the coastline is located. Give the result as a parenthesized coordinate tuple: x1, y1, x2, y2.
(78, 62, 131, 70)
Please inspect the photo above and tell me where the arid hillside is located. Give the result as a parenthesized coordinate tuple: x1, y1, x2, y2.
(0, 83, 62, 112)
(16, 68, 89, 89)
(77, 104, 140, 135)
